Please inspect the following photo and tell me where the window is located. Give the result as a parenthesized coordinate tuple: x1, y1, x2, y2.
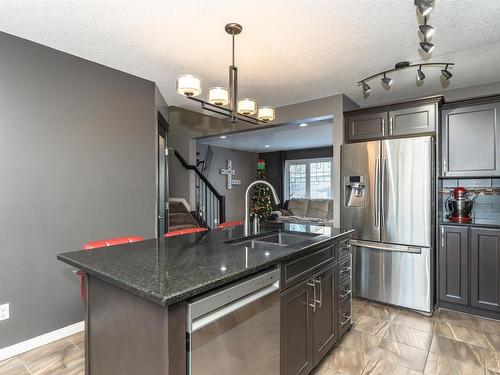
(284, 158, 332, 200)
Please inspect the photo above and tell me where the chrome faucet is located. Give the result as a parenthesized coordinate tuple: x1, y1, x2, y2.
(244, 180, 280, 236)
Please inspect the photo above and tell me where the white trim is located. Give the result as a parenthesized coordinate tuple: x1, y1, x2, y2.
(0, 321, 84, 361)
(169, 197, 191, 212)
(284, 157, 333, 200)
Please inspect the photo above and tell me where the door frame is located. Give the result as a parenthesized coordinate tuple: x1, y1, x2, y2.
(157, 112, 169, 236)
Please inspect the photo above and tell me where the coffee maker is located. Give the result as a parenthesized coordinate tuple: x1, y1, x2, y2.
(446, 187, 474, 223)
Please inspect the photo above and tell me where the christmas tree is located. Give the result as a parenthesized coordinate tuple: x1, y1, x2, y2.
(250, 159, 274, 220)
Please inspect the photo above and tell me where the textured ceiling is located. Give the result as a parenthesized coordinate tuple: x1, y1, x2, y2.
(1, 0, 500, 110)
(197, 119, 333, 152)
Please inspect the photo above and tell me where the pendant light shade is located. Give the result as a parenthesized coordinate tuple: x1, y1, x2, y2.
(417, 68, 426, 81)
(208, 87, 230, 106)
(415, 0, 433, 16)
(237, 98, 257, 115)
(176, 74, 202, 97)
(441, 68, 453, 80)
(361, 81, 371, 94)
(381, 75, 393, 87)
(419, 24, 435, 38)
(420, 41, 435, 54)
(257, 106, 275, 123)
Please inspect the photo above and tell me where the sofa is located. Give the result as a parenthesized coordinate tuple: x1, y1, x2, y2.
(273, 198, 334, 224)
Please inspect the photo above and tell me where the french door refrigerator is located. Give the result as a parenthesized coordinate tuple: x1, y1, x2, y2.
(341, 136, 434, 313)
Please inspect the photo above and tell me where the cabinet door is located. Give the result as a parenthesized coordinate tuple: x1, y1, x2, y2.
(312, 265, 337, 366)
(281, 281, 314, 375)
(345, 112, 388, 142)
(442, 103, 500, 177)
(388, 104, 436, 136)
(439, 226, 469, 305)
(470, 228, 500, 312)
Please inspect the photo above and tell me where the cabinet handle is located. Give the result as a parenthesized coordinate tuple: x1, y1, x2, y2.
(307, 281, 316, 312)
(341, 289, 352, 299)
(340, 313, 352, 327)
(314, 277, 323, 308)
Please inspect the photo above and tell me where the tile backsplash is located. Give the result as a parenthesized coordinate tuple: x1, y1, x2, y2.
(439, 178, 500, 222)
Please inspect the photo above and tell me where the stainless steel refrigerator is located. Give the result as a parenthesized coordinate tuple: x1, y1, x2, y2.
(341, 136, 434, 313)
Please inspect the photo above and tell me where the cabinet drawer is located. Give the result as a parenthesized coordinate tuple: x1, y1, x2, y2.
(337, 237, 352, 260)
(338, 277, 352, 307)
(346, 112, 388, 141)
(338, 255, 352, 285)
(338, 301, 352, 337)
(388, 104, 436, 136)
(282, 246, 335, 289)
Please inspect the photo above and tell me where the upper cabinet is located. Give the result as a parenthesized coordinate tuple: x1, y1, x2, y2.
(441, 100, 500, 177)
(345, 97, 440, 142)
(345, 112, 388, 141)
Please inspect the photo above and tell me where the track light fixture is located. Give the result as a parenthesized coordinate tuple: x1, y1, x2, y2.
(419, 19, 435, 38)
(381, 73, 393, 87)
(420, 39, 435, 54)
(360, 81, 371, 94)
(417, 66, 426, 81)
(414, 0, 433, 17)
(441, 65, 453, 80)
(358, 61, 454, 94)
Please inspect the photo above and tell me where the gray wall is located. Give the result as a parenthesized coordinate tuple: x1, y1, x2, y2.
(0, 32, 160, 348)
(197, 144, 258, 221)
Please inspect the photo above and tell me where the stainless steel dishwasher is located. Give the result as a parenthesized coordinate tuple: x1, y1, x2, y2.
(186, 269, 280, 375)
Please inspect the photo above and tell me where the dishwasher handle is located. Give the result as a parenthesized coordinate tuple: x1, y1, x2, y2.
(189, 281, 279, 333)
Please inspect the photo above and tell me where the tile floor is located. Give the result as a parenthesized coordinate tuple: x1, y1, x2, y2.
(0, 298, 499, 374)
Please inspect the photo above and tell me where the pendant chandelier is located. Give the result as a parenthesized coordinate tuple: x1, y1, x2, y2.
(176, 23, 275, 125)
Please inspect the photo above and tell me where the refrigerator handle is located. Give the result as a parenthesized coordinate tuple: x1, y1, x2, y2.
(375, 158, 380, 227)
(381, 158, 386, 227)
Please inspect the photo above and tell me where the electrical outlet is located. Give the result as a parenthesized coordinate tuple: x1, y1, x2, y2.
(0, 303, 9, 321)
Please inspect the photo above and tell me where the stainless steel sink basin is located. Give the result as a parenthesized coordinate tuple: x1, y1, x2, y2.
(225, 231, 320, 248)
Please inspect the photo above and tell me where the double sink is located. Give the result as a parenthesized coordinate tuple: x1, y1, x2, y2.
(224, 230, 321, 250)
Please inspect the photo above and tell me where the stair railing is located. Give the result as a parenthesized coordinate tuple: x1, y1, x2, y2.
(174, 150, 225, 228)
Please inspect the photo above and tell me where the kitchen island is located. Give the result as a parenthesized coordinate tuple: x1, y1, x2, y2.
(58, 223, 353, 375)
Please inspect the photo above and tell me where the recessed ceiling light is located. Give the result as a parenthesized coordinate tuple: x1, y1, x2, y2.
(220, 135, 227, 139)
(265, 145, 270, 148)
(299, 123, 308, 127)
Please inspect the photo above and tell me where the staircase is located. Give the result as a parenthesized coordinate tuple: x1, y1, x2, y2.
(174, 150, 226, 229)
(168, 201, 200, 231)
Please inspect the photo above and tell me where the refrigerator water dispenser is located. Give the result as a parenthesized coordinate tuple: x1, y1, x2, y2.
(344, 175, 366, 207)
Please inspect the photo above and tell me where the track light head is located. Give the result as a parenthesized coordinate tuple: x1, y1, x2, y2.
(414, 0, 433, 16)
(417, 68, 426, 81)
(381, 74, 393, 87)
(361, 81, 371, 94)
(420, 41, 435, 53)
(441, 67, 453, 80)
(419, 24, 435, 38)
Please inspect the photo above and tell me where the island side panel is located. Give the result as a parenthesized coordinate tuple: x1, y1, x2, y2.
(87, 276, 171, 375)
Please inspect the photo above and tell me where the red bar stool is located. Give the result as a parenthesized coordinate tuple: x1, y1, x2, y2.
(79, 236, 144, 302)
(165, 227, 208, 237)
(217, 220, 244, 229)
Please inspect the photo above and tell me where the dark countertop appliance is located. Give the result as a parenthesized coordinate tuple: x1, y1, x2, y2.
(446, 187, 474, 223)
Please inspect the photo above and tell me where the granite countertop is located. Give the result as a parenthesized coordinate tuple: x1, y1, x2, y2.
(58, 222, 353, 307)
(438, 215, 500, 229)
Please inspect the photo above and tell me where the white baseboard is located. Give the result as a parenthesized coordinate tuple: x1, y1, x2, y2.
(0, 321, 84, 361)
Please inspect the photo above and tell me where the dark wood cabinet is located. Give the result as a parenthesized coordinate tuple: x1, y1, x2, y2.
(388, 104, 436, 136)
(312, 265, 337, 365)
(470, 228, 500, 312)
(439, 226, 469, 305)
(344, 97, 441, 143)
(441, 102, 500, 177)
(281, 280, 314, 375)
(438, 225, 500, 319)
(345, 112, 387, 141)
(281, 234, 352, 375)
